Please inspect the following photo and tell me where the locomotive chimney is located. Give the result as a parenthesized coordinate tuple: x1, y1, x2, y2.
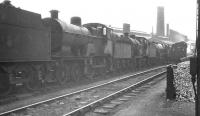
(50, 10, 59, 19)
(156, 7, 165, 36)
(123, 23, 130, 37)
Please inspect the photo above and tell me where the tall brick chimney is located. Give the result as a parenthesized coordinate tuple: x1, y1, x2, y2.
(156, 7, 165, 36)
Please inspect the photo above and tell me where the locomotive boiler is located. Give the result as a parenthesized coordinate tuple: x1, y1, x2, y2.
(43, 11, 91, 57)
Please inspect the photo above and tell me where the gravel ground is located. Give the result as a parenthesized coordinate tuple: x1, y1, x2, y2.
(173, 61, 195, 102)
(112, 77, 195, 116)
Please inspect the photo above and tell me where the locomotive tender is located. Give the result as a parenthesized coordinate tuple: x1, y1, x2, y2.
(0, 1, 187, 96)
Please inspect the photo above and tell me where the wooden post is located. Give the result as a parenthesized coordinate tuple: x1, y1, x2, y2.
(197, 0, 200, 115)
(166, 65, 176, 100)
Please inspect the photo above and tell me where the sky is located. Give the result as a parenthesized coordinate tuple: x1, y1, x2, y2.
(1, 0, 197, 41)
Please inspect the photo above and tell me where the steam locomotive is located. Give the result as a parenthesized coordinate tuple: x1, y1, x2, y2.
(0, 1, 187, 96)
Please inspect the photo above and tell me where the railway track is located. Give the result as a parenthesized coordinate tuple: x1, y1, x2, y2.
(0, 65, 168, 116)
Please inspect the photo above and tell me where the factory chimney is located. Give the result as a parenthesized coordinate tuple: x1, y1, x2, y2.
(166, 24, 170, 37)
(50, 10, 59, 19)
(156, 7, 165, 36)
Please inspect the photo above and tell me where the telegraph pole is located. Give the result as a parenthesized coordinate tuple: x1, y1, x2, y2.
(196, 0, 200, 115)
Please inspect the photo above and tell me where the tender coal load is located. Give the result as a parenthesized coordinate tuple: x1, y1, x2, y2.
(71, 17, 82, 26)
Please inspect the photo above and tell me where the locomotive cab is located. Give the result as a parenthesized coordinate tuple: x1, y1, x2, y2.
(83, 23, 107, 37)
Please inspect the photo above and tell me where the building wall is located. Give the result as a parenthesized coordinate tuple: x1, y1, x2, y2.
(169, 29, 188, 43)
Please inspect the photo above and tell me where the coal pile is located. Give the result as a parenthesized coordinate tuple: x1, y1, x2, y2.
(173, 61, 195, 102)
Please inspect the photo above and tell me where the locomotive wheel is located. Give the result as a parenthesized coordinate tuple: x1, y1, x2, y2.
(57, 64, 70, 85)
(0, 68, 12, 96)
(71, 64, 81, 81)
(24, 66, 42, 91)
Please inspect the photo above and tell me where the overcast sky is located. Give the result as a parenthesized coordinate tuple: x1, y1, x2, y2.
(2, 0, 197, 41)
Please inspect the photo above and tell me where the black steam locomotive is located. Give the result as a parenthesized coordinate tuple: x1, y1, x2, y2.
(0, 1, 187, 96)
